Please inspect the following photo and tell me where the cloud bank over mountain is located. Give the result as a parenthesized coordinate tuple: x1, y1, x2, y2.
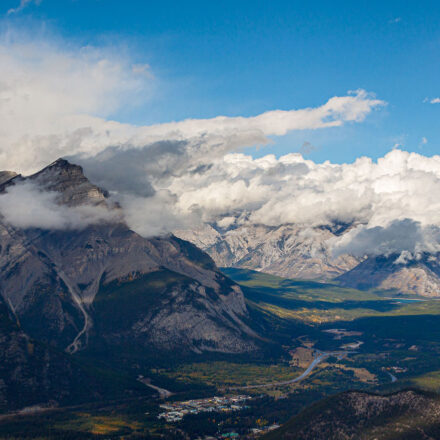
(0, 180, 118, 230)
(111, 147, 440, 259)
(2, 32, 440, 259)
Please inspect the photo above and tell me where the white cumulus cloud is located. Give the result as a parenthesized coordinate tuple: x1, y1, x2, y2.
(0, 32, 385, 175)
(0, 30, 396, 245)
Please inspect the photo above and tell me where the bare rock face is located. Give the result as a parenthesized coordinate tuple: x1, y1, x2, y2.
(176, 223, 360, 281)
(28, 158, 109, 206)
(0, 159, 259, 356)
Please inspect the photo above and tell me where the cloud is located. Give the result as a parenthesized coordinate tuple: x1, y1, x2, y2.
(112, 147, 440, 251)
(131, 89, 384, 139)
(331, 219, 440, 258)
(7, 0, 41, 15)
(0, 30, 389, 238)
(3, 86, 384, 175)
(69, 144, 440, 246)
(388, 17, 402, 24)
(6, 144, 440, 252)
(0, 181, 118, 230)
(0, 32, 155, 173)
(424, 97, 440, 104)
(0, 32, 385, 175)
(419, 136, 428, 148)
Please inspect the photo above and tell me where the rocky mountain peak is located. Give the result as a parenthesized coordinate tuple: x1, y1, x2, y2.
(28, 158, 109, 207)
(175, 222, 360, 281)
(0, 171, 18, 187)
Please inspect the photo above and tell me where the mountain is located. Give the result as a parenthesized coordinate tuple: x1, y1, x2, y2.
(0, 159, 259, 358)
(176, 223, 440, 297)
(264, 389, 440, 440)
(175, 223, 360, 281)
(337, 253, 440, 297)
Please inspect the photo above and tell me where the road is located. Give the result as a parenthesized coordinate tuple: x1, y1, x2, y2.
(229, 350, 352, 390)
(137, 376, 174, 398)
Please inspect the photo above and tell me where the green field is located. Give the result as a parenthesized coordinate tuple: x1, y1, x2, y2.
(155, 361, 301, 388)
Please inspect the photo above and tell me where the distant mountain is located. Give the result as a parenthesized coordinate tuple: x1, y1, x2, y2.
(175, 223, 360, 281)
(264, 389, 440, 440)
(176, 223, 440, 297)
(0, 159, 259, 358)
(337, 253, 440, 297)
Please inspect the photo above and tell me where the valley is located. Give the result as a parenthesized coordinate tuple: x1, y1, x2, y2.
(3, 266, 440, 438)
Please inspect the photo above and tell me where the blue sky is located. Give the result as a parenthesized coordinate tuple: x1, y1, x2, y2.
(2, 0, 440, 163)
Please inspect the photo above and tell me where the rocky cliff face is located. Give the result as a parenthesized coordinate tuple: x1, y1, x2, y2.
(175, 223, 360, 281)
(0, 159, 259, 356)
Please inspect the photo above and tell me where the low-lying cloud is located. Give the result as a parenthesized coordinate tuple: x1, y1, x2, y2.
(331, 219, 440, 259)
(73, 145, 440, 255)
(0, 182, 118, 230)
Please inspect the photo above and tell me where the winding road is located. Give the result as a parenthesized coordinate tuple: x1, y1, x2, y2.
(137, 376, 174, 398)
(230, 350, 353, 390)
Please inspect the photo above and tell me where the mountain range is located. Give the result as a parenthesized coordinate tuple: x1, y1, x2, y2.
(176, 223, 440, 297)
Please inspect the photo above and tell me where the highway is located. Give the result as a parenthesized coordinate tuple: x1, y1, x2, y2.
(230, 350, 352, 390)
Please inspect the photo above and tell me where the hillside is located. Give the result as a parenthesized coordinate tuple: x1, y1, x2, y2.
(337, 253, 440, 297)
(0, 295, 147, 412)
(263, 389, 440, 440)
